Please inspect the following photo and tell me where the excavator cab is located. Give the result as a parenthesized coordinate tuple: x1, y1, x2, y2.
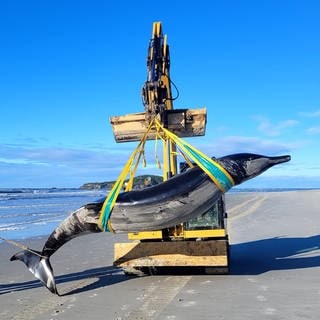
(185, 195, 226, 231)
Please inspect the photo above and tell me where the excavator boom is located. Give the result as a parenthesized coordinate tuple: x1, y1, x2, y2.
(142, 21, 173, 123)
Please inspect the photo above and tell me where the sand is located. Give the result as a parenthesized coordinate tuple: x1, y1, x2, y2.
(0, 190, 319, 320)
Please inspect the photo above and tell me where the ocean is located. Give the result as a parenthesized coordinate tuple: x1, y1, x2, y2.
(0, 188, 107, 241)
(0, 187, 313, 242)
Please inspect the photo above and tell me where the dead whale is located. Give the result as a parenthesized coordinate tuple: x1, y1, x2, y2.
(10, 153, 291, 294)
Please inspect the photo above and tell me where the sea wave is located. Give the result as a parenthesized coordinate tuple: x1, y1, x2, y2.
(0, 225, 26, 232)
(0, 188, 105, 240)
(0, 188, 106, 202)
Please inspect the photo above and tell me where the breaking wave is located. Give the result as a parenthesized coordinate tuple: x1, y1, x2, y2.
(0, 188, 106, 240)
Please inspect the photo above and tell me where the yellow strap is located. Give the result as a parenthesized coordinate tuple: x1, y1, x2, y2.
(100, 117, 235, 231)
(154, 133, 162, 169)
(125, 146, 146, 192)
(99, 119, 155, 231)
(179, 150, 195, 169)
(154, 119, 235, 192)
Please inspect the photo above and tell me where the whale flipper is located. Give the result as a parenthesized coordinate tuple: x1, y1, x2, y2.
(10, 250, 58, 295)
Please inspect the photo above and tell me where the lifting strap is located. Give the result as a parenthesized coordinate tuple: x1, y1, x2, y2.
(99, 118, 235, 232)
(154, 119, 235, 192)
(99, 121, 154, 231)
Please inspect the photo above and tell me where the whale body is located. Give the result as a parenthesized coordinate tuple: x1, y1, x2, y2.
(10, 153, 291, 294)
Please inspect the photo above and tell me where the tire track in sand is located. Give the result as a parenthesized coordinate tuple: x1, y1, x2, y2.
(121, 276, 191, 319)
(228, 194, 267, 223)
(6, 271, 104, 320)
(8, 294, 69, 320)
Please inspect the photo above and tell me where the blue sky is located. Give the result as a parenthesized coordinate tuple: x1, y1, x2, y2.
(1, 0, 319, 188)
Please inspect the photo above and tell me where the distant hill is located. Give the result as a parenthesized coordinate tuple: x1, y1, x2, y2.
(80, 174, 163, 190)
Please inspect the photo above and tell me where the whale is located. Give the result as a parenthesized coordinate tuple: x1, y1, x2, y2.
(10, 153, 290, 295)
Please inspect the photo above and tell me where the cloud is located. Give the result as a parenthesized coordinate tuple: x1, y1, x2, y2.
(0, 144, 132, 169)
(0, 142, 163, 187)
(0, 143, 137, 186)
(306, 126, 320, 135)
(252, 116, 299, 137)
(0, 135, 313, 188)
(194, 135, 293, 157)
(299, 109, 320, 118)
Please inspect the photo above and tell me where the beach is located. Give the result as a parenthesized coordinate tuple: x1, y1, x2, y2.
(1, 190, 319, 319)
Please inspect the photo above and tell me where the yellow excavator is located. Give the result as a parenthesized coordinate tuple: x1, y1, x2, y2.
(110, 22, 229, 274)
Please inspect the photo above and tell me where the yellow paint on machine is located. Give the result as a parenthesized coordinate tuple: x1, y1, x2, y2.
(128, 230, 163, 240)
(128, 229, 226, 240)
(114, 240, 228, 267)
(183, 229, 226, 239)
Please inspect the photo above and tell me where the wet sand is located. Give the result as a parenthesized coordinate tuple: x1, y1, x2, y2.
(1, 190, 319, 319)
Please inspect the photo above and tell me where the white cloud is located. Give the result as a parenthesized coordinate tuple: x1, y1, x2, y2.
(306, 126, 320, 135)
(0, 142, 163, 188)
(252, 116, 299, 137)
(0, 144, 132, 171)
(299, 109, 320, 118)
(193, 135, 293, 158)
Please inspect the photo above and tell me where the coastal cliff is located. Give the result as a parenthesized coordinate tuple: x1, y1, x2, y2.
(80, 175, 163, 190)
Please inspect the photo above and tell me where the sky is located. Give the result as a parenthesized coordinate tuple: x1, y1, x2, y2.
(0, 0, 320, 188)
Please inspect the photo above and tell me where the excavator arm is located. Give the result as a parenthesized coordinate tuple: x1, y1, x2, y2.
(141, 22, 177, 178)
(142, 21, 174, 124)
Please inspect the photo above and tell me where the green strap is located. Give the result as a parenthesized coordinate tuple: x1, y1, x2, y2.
(183, 144, 234, 191)
(100, 118, 235, 231)
(155, 119, 235, 192)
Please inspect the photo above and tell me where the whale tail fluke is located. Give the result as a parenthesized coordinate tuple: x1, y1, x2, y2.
(10, 250, 59, 295)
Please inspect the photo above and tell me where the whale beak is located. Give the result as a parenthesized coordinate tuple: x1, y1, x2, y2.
(268, 155, 291, 165)
(228, 153, 292, 184)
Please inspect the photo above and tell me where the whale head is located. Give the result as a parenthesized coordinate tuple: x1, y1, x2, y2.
(217, 153, 291, 185)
